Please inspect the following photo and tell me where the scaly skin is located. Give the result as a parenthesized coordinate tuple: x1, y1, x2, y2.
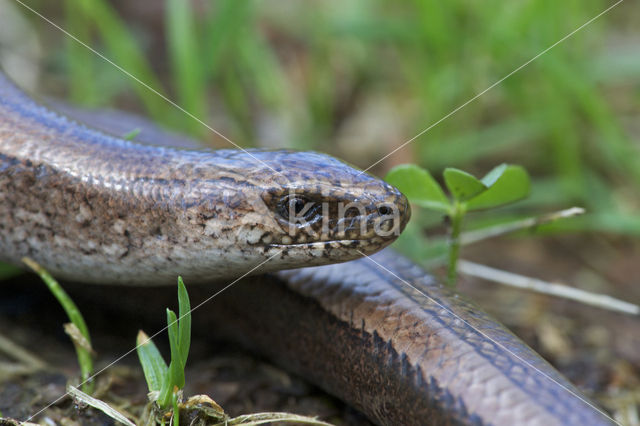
(0, 71, 614, 425)
(0, 72, 409, 285)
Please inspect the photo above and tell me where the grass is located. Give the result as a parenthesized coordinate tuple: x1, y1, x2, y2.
(19, 0, 640, 247)
(135, 279, 336, 426)
(136, 277, 191, 426)
(21, 257, 94, 394)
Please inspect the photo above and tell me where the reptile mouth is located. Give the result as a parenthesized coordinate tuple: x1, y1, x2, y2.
(267, 239, 361, 249)
(266, 236, 394, 252)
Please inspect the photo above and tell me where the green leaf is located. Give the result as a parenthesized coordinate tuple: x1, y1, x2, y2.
(466, 165, 530, 210)
(177, 277, 191, 369)
(386, 164, 450, 213)
(443, 168, 487, 201)
(146, 281, 191, 409)
(166, 309, 185, 389)
(481, 163, 508, 187)
(136, 330, 168, 393)
(158, 369, 172, 408)
(158, 308, 184, 408)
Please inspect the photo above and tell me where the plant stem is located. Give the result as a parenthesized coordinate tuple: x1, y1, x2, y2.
(22, 257, 94, 393)
(447, 203, 465, 287)
(172, 392, 180, 426)
(457, 260, 640, 315)
(460, 207, 585, 245)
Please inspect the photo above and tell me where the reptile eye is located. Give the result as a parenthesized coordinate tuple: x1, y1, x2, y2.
(279, 195, 319, 223)
(378, 205, 392, 216)
(290, 197, 307, 216)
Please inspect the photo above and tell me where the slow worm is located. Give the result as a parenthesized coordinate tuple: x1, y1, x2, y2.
(0, 71, 613, 425)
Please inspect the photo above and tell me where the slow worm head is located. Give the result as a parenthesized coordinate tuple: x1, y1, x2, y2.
(0, 72, 410, 285)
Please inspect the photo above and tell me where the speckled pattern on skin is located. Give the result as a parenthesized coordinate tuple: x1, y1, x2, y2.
(0, 73, 409, 285)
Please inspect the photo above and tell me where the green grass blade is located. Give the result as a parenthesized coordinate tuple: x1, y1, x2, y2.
(158, 308, 181, 408)
(136, 330, 168, 393)
(158, 367, 173, 409)
(177, 277, 191, 369)
(23, 258, 90, 339)
(69, 0, 171, 122)
(63, 0, 99, 106)
(22, 257, 93, 393)
(204, 0, 253, 75)
(166, 309, 185, 389)
(165, 0, 207, 137)
(237, 26, 287, 109)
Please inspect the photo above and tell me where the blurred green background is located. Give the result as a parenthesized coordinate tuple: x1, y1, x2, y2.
(2, 0, 640, 254)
